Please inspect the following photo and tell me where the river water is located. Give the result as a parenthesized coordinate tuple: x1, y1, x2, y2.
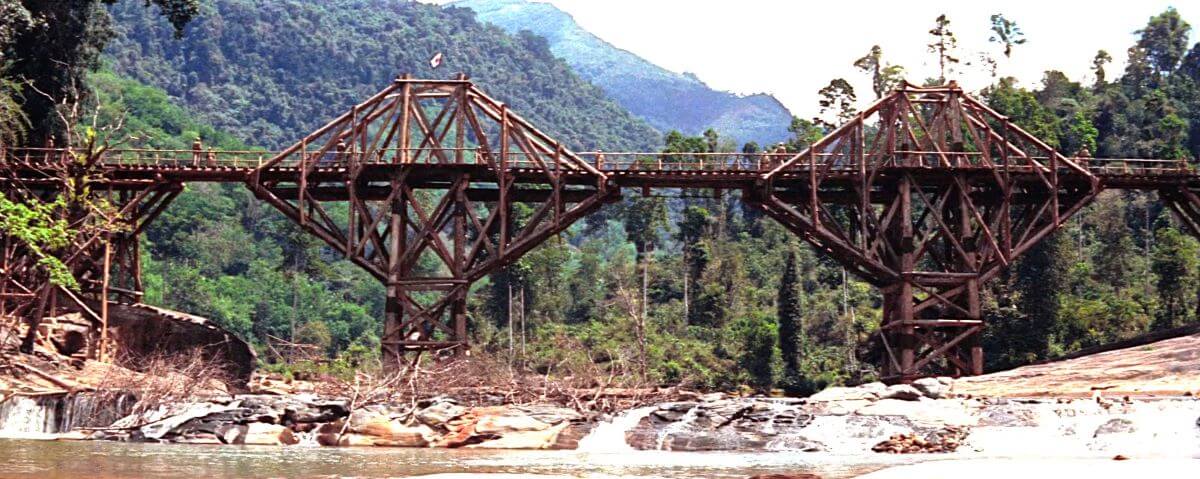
(0, 439, 916, 478)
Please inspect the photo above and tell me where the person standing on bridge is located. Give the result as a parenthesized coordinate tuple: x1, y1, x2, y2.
(1075, 146, 1091, 170)
(771, 143, 788, 169)
(191, 137, 203, 167)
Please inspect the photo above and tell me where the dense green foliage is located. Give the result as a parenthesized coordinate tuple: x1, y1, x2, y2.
(103, 0, 658, 151)
(86, 71, 385, 366)
(0, 0, 199, 144)
(453, 0, 794, 146)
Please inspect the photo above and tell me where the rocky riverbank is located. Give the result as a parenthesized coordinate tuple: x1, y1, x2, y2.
(624, 379, 1200, 456)
(7, 374, 1193, 460)
(4, 333, 1199, 456)
(63, 394, 595, 449)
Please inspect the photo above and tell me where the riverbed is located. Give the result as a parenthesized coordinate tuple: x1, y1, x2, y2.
(0, 439, 916, 478)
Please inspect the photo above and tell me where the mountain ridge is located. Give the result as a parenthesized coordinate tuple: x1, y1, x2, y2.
(452, 0, 794, 146)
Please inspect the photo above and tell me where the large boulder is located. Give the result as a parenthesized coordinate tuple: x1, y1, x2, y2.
(348, 412, 435, 447)
(242, 423, 299, 446)
(473, 414, 552, 434)
(911, 377, 952, 399)
(808, 382, 886, 402)
(468, 421, 569, 449)
(91, 302, 257, 386)
(415, 400, 467, 429)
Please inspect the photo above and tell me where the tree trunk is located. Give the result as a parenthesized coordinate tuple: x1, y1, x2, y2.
(507, 280, 514, 362)
(638, 252, 649, 379)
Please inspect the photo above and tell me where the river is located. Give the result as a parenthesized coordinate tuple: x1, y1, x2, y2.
(0, 439, 917, 478)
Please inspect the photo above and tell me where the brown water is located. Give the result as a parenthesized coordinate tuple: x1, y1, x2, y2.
(0, 439, 917, 478)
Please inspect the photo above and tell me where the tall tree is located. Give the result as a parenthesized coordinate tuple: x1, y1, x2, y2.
(988, 14, 1027, 59)
(1151, 227, 1199, 330)
(2, 0, 199, 145)
(777, 250, 804, 391)
(853, 45, 905, 100)
(815, 78, 857, 128)
(927, 14, 960, 83)
(1092, 49, 1113, 86)
(1133, 7, 1191, 77)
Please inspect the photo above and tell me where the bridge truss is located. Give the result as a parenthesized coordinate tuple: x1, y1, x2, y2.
(2, 77, 1197, 381)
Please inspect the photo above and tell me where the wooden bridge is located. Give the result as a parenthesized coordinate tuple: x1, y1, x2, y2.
(4, 77, 1199, 382)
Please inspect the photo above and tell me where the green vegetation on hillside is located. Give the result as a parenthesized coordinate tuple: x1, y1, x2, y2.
(104, 0, 659, 151)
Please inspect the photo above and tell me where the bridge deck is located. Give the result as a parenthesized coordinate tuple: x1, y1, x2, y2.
(2, 148, 1196, 191)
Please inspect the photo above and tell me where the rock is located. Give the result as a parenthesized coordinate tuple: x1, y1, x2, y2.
(805, 399, 872, 416)
(808, 383, 884, 402)
(243, 423, 298, 445)
(871, 426, 968, 454)
(473, 414, 551, 434)
(509, 405, 582, 426)
(337, 433, 379, 447)
(1093, 418, 1137, 436)
(879, 384, 924, 401)
(416, 401, 467, 428)
(130, 402, 238, 440)
(549, 422, 593, 450)
(976, 406, 1041, 427)
(216, 424, 247, 444)
(468, 421, 569, 449)
(855, 399, 978, 427)
(350, 415, 434, 446)
(911, 377, 950, 399)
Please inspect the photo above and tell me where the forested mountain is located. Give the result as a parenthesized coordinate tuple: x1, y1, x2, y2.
(104, 0, 659, 151)
(452, 0, 794, 146)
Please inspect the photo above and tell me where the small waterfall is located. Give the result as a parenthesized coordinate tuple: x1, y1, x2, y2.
(0, 393, 135, 435)
(655, 405, 700, 450)
(576, 406, 657, 452)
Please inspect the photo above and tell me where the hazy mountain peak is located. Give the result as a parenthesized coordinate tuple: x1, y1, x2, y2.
(451, 0, 793, 145)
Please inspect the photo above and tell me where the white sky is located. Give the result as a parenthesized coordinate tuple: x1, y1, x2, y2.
(429, 0, 1200, 118)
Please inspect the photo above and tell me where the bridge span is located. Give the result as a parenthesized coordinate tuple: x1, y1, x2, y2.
(3, 77, 1199, 382)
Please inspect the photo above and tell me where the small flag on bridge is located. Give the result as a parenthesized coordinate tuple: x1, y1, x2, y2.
(429, 52, 444, 69)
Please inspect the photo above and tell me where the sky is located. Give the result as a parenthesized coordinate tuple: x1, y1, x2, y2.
(429, 1, 1200, 118)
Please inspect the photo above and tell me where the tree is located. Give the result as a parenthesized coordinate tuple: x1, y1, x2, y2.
(1092, 50, 1112, 86)
(734, 312, 777, 391)
(0, 78, 28, 144)
(678, 205, 713, 323)
(1151, 227, 1199, 330)
(1133, 8, 1191, 77)
(3, 0, 200, 145)
(1015, 233, 1067, 362)
(989, 14, 1026, 59)
(815, 79, 857, 128)
(853, 45, 905, 100)
(786, 117, 824, 152)
(928, 14, 960, 83)
(777, 250, 804, 392)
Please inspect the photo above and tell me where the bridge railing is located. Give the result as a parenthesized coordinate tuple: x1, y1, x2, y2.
(1, 146, 1194, 177)
(0, 146, 271, 169)
(1077, 157, 1192, 176)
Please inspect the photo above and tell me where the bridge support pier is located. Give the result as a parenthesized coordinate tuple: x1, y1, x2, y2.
(248, 77, 611, 372)
(1, 175, 181, 355)
(757, 82, 1097, 381)
(879, 281, 983, 381)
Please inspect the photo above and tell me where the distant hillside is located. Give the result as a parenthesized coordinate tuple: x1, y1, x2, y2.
(453, 0, 794, 146)
(103, 0, 659, 151)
